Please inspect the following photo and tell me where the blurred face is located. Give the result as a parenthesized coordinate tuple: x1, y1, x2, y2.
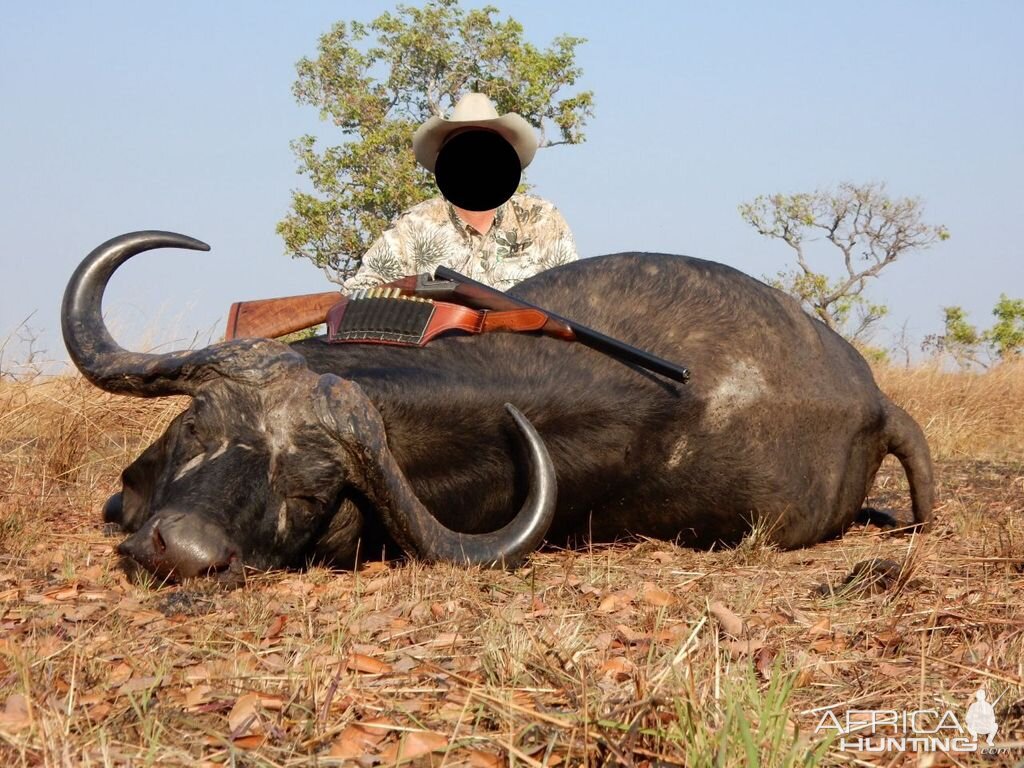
(433, 129, 521, 211)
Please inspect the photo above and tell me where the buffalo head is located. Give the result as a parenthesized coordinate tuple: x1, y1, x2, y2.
(63, 232, 556, 579)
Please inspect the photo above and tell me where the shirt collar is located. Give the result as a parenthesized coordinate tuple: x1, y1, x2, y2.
(446, 200, 507, 240)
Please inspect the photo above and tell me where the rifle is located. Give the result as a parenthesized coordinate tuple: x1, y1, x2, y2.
(415, 268, 688, 385)
(225, 268, 690, 384)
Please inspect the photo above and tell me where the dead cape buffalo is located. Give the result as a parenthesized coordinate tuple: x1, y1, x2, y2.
(63, 231, 933, 579)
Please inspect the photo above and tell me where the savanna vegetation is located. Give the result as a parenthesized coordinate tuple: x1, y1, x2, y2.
(1, 357, 1021, 766)
(2, 1, 1021, 764)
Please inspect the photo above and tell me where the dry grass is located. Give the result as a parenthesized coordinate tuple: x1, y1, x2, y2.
(0, 376, 184, 558)
(876, 361, 1024, 460)
(0, 367, 1022, 766)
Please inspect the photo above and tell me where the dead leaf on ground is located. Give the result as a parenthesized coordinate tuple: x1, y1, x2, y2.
(527, 745, 565, 766)
(184, 685, 214, 711)
(106, 661, 133, 688)
(709, 601, 744, 637)
(615, 623, 648, 644)
(228, 692, 264, 739)
(754, 645, 777, 678)
(872, 630, 904, 653)
(597, 591, 635, 613)
(642, 583, 677, 607)
(653, 624, 687, 644)
(329, 721, 391, 759)
(117, 675, 161, 697)
(360, 576, 390, 595)
(806, 617, 831, 636)
(600, 656, 636, 681)
(809, 636, 844, 653)
(0, 693, 31, 730)
(232, 734, 267, 750)
(427, 632, 468, 647)
(378, 730, 449, 763)
(49, 583, 80, 601)
(262, 614, 287, 641)
(359, 561, 391, 576)
(183, 663, 212, 683)
(347, 653, 392, 675)
(86, 702, 112, 721)
(724, 639, 764, 659)
(125, 608, 165, 628)
(878, 662, 909, 677)
(469, 748, 506, 767)
(61, 604, 101, 623)
(77, 564, 104, 582)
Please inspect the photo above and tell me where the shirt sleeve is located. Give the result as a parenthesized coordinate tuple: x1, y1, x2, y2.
(342, 222, 412, 293)
(537, 205, 579, 271)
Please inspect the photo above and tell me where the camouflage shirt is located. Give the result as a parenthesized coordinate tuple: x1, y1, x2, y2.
(344, 194, 578, 292)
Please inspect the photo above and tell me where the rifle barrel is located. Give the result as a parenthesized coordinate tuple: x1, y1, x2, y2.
(433, 266, 690, 384)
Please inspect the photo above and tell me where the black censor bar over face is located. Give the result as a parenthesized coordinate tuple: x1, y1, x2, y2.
(434, 130, 522, 211)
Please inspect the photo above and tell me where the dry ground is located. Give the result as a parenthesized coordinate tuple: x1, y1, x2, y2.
(0, 365, 1022, 767)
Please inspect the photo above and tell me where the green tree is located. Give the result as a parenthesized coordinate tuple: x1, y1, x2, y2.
(278, 0, 594, 284)
(923, 306, 985, 368)
(924, 296, 1024, 367)
(739, 182, 950, 342)
(988, 295, 1024, 360)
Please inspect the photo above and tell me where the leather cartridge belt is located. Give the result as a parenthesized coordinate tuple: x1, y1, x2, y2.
(326, 288, 549, 347)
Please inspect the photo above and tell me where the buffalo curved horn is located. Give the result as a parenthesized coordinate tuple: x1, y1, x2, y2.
(316, 377, 557, 568)
(62, 231, 301, 397)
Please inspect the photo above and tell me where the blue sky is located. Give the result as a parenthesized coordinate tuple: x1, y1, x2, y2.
(2, 1, 1021, 369)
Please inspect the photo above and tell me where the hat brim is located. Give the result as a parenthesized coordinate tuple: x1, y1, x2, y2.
(413, 113, 538, 173)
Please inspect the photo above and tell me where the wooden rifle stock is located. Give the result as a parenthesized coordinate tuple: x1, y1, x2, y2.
(225, 290, 341, 340)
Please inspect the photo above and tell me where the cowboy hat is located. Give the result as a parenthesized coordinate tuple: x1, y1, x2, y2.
(413, 92, 538, 173)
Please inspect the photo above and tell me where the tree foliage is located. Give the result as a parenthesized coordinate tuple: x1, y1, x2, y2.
(739, 182, 950, 341)
(924, 295, 1024, 368)
(277, 0, 594, 283)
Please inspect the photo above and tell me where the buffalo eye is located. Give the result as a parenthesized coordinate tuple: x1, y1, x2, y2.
(178, 408, 215, 450)
(285, 496, 329, 527)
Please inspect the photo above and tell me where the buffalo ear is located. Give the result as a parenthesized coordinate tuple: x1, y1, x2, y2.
(311, 375, 408, 530)
(309, 497, 367, 569)
(312, 373, 558, 568)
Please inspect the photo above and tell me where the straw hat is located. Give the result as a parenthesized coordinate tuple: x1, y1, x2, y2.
(413, 93, 538, 173)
